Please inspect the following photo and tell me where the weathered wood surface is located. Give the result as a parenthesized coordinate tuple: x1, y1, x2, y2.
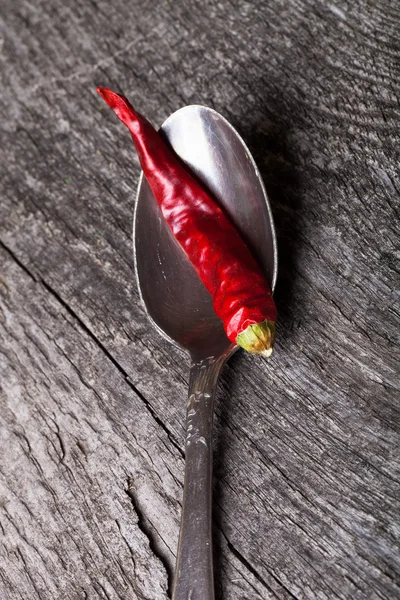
(0, 0, 399, 598)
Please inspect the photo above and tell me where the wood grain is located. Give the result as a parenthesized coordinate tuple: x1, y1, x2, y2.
(0, 0, 399, 598)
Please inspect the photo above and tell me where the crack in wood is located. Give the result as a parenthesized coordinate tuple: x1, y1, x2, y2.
(125, 477, 173, 597)
(0, 240, 183, 462)
(40, 278, 185, 458)
(225, 537, 299, 600)
(0, 240, 37, 282)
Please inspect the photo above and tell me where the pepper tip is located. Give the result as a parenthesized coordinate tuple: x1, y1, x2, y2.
(96, 86, 141, 133)
(96, 86, 120, 107)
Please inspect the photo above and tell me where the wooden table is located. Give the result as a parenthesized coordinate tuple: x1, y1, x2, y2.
(1, 1, 399, 598)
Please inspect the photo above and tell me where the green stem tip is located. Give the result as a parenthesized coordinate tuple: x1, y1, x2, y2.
(236, 320, 276, 357)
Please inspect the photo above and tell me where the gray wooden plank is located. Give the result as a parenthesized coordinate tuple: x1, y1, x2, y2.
(0, 247, 177, 599)
(0, 0, 399, 598)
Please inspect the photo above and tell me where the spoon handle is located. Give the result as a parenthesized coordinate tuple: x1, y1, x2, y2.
(172, 354, 226, 600)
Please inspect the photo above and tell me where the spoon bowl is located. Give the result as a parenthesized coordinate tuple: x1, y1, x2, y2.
(134, 105, 277, 361)
(133, 105, 277, 600)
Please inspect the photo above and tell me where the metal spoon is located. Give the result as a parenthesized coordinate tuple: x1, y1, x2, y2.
(133, 105, 277, 600)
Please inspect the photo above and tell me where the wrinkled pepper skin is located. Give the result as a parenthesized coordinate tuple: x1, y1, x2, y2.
(97, 87, 277, 354)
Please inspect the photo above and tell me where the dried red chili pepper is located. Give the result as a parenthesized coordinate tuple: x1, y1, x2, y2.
(97, 87, 277, 355)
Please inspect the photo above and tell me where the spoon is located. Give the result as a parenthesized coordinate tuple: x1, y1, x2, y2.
(133, 105, 277, 600)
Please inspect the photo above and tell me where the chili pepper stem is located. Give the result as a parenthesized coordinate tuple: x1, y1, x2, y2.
(236, 320, 276, 356)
